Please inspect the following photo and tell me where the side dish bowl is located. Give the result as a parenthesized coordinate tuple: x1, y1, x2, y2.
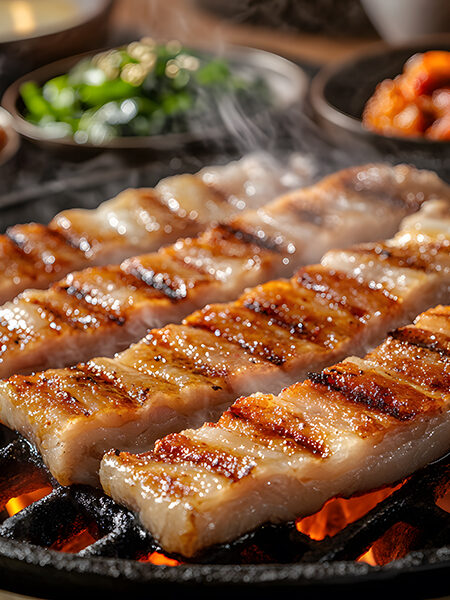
(1, 45, 308, 157)
(310, 36, 450, 170)
(0, 0, 113, 72)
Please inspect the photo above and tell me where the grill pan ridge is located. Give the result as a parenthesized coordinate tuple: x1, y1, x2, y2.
(0, 430, 449, 599)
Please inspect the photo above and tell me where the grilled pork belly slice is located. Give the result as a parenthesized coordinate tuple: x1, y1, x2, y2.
(0, 201, 448, 486)
(0, 225, 278, 377)
(0, 163, 438, 378)
(101, 305, 450, 557)
(0, 154, 307, 304)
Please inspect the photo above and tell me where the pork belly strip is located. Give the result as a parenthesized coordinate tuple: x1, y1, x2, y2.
(0, 200, 449, 487)
(0, 154, 307, 304)
(0, 163, 437, 378)
(101, 305, 450, 557)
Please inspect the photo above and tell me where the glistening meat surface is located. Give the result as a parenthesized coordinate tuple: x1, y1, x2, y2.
(0, 163, 437, 378)
(0, 153, 308, 303)
(101, 305, 450, 557)
(0, 199, 448, 486)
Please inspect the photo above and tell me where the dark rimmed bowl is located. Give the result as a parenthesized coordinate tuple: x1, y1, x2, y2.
(1, 45, 308, 160)
(310, 35, 450, 173)
(0, 0, 114, 76)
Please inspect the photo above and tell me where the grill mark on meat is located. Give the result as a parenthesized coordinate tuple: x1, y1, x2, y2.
(126, 266, 186, 301)
(28, 289, 126, 329)
(185, 307, 290, 366)
(0, 238, 40, 282)
(179, 224, 275, 262)
(60, 284, 128, 324)
(367, 337, 450, 396)
(309, 362, 439, 421)
(152, 433, 255, 481)
(351, 241, 449, 272)
(41, 377, 92, 417)
(296, 266, 398, 319)
(242, 298, 307, 335)
(109, 267, 169, 296)
(129, 188, 193, 226)
(27, 297, 92, 330)
(142, 328, 232, 383)
(224, 395, 329, 457)
(219, 223, 283, 253)
(164, 253, 215, 279)
(7, 373, 91, 417)
(72, 362, 160, 408)
(205, 223, 267, 253)
(106, 448, 196, 498)
(390, 327, 450, 358)
(241, 292, 356, 348)
(9, 223, 83, 256)
(336, 172, 421, 210)
(282, 205, 326, 227)
(48, 226, 92, 255)
(125, 258, 212, 302)
(240, 276, 365, 350)
(241, 298, 343, 347)
(4, 232, 36, 263)
(47, 220, 98, 255)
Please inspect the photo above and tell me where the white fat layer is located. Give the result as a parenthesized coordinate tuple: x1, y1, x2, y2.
(102, 410, 450, 557)
(0, 311, 151, 378)
(49, 154, 309, 265)
(29, 277, 448, 487)
(199, 152, 314, 211)
(3, 219, 449, 484)
(54, 396, 233, 487)
(2, 172, 450, 488)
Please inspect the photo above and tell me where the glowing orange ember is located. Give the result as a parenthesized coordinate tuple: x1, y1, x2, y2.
(295, 483, 404, 541)
(357, 547, 377, 566)
(436, 486, 450, 513)
(139, 551, 181, 566)
(5, 486, 52, 517)
(51, 526, 99, 554)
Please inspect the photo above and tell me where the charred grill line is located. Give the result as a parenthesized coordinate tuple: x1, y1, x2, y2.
(126, 266, 188, 302)
(8, 225, 81, 254)
(4, 233, 37, 264)
(153, 434, 256, 482)
(351, 243, 448, 272)
(75, 362, 153, 407)
(59, 285, 127, 325)
(242, 300, 306, 336)
(390, 327, 450, 358)
(308, 370, 413, 421)
(227, 401, 328, 457)
(295, 273, 367, 320)
(185, 318, 287, 366)
(0, 430, 449, 571)
(219, 223, 283, 253)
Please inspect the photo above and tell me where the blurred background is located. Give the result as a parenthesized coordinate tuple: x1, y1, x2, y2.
(0, 0, 449, 225)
